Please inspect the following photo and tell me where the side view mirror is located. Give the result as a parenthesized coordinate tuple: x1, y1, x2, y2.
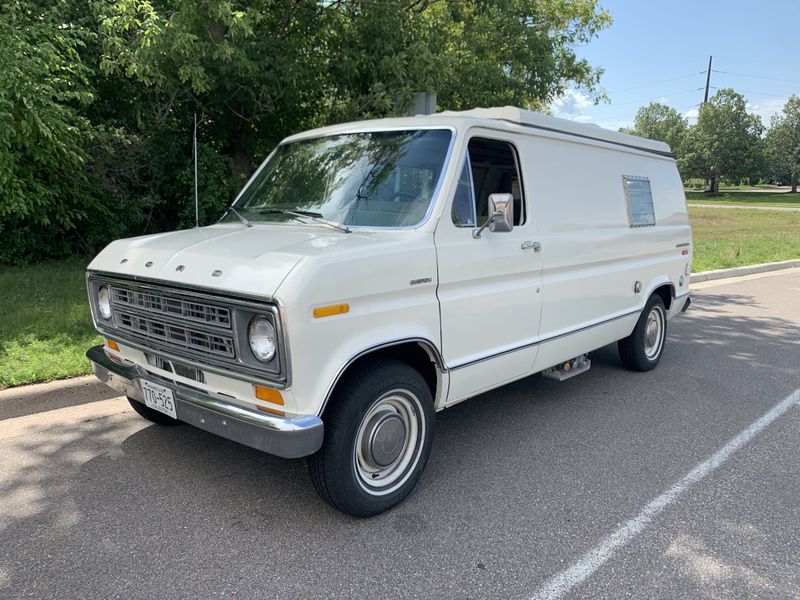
(472, 193, 514, 239)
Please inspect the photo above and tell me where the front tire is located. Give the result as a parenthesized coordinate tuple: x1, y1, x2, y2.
(308, 358, 434, 518)
(618, 294, 667, 372)
(127, 396, 182, 426)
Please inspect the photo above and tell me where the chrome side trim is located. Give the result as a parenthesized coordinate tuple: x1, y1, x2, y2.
(88, 346, 321, 458)
(448, 308, 642, 371)
(317, 338, 446, 417)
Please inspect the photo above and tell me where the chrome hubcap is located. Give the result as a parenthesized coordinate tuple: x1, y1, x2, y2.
(644, 306, 664, 360)
(354, 391, 423, 493)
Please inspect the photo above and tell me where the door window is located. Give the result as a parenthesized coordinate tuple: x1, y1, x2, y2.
(452, 138, 525, 228)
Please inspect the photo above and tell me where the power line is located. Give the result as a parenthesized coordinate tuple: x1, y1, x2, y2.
(606, 71, 705, 95)
(712, 69, 800, 85)
(709, 86, 787, 98)
(610, 88, 704, 107)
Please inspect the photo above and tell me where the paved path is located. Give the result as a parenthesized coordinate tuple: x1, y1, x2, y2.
(685, 187, 793, 194)
(688, 203, 800, 211)
(2, 271, 799, 599)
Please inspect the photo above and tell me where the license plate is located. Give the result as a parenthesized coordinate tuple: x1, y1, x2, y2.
(140, 379, 178, 419)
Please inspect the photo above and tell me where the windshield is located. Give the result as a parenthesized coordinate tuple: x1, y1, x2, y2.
(226, 129, 452, 228)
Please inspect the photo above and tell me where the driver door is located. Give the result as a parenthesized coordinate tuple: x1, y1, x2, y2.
(434, 135, 543, 405)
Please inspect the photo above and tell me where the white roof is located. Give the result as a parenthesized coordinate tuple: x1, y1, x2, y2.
(284, 105, 672, 156)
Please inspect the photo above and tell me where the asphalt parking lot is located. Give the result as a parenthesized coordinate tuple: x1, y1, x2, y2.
(1, 270, 798, 599)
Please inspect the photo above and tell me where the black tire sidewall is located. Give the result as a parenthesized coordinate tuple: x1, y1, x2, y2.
(127, 396, 182, 426)
(621, 295, 667, 371)
(313, 359, 434, 517)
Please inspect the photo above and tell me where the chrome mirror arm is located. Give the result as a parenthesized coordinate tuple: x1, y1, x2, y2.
(472, 211, 501, 239)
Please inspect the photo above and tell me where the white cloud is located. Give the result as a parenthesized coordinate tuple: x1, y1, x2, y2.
(746, 98, 788, 124)
(597, 119, 634, 131)
(550, 89, 593, 121)
(680, 99, 787, 126)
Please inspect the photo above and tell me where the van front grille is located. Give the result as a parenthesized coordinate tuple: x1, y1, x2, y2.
(114, 310, 235, 358)
(111, 287, 231, 329)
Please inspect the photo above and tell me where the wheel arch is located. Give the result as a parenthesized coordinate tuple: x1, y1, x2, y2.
(318, 338, 446, 418)
(645, 279, 675, 310)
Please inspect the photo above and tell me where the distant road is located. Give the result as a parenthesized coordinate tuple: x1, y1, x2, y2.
(685, 187, 792, 194)
(688, 203, 800, 211)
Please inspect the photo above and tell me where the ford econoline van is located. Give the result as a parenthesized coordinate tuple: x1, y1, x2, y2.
(86, 106, 692, 516)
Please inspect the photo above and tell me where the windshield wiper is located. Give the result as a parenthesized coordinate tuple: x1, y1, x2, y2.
(226, 205, 252, 227)
(259, 209, 351, 233)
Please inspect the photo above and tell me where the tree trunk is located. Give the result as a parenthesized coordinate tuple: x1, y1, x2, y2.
(792, 172, 798, 194)
(231, 129, 252, 180)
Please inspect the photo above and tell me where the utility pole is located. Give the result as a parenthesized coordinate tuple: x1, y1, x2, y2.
(703, 55, 713, 103)
(702, 55, 714, 193)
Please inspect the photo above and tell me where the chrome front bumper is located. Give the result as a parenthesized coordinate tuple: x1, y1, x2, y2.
(86, 345, 323, 459)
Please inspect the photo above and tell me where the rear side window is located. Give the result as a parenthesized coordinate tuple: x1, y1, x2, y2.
(623, 176, 655, 227)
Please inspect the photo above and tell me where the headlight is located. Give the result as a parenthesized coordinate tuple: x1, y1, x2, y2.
(98, 286, 112, 320)
(248, 316, 276, 362)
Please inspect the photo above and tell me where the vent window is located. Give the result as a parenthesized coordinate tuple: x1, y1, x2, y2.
(623, 176, 655, 227)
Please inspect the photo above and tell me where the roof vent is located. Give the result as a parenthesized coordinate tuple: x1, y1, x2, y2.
(405, 91, 437, 116)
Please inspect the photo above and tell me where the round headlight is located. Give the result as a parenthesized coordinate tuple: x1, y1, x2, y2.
(98, 286, 112, 320)
(248, 316, 276, 362)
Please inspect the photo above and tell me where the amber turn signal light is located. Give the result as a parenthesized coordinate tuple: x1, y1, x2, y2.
(254, 385, 284, 405)
(313, 303, 349, 319)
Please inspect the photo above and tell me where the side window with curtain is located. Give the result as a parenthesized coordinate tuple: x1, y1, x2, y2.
(451, 138, 525, 228)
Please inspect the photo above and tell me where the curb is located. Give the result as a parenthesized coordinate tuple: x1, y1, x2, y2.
(691, 258, 800, 283)
(0, 374, 120, 421)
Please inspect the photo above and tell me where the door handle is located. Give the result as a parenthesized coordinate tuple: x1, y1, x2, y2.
(521, 241, 542, 252)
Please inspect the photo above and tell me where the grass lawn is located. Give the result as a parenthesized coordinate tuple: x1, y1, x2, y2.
(0, 259, 101, 389)
(689, 206, 800, 272)
(685, 191, 800, 208)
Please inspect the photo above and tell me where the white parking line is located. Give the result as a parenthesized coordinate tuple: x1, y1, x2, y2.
(531, 387, 800, 600)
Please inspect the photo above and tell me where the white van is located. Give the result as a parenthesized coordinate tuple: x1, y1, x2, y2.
(86, 106, 692, 516)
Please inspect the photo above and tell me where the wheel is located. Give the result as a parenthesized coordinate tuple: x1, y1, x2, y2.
(618, 294, 667, 372)
(308, 358, 434, 518)
(127, 396, 182, 426)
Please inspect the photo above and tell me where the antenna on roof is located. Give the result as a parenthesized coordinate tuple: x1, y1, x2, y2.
(193, 113, 200, 228)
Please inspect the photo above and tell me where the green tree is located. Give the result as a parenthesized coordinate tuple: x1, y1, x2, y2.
(682, 89, 764, 193)
(97, 0, 612, 176)
(1, 0, 613, 264)
(0, 2, 97, 261)
(765, 96, 800, 193)
(621, 102, 689, 171)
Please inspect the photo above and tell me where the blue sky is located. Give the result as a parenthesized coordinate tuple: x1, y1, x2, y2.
(549, 0, 800, 130)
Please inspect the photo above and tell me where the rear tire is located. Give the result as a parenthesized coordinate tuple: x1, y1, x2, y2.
(308, 358, 434, 518)
(127, 396, 182, 426)
(618, 294, 667, 372)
